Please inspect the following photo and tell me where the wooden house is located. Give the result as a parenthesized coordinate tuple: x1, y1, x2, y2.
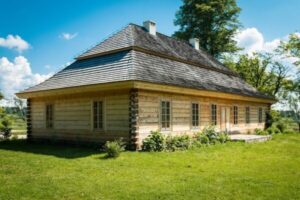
(16, 21, 275, 149)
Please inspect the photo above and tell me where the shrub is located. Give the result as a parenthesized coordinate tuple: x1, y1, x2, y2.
(191, 140, 202, 148)
(275, 120, 287, 133)
(104, 139, 125, 158)
(254, 128, 268, 135)
(142, 131, 165, 152)
(218, 132, 229, 143)
(195, 133, 209, 144)
(165, 134, 192, 151)
(0, 116, 12, 139)
(201, 126, 218, 141)
(266, 126, 281, 135)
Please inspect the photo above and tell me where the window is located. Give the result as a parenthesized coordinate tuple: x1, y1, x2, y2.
(211, 104, 217, 125)
(258, 107, 263, 123)
(93, 101, 103, 129)
(161, 101, 171, 130)
(46, 104, 53, 128)
(233, 106, 238, 125)
(191, 103, 199, 128)
(245, 107, 250, 124)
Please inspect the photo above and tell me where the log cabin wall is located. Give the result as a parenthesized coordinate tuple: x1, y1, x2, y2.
(29, 88, 269, 147)
(137, 90, 269, 144)
(30, 92, 129, 144)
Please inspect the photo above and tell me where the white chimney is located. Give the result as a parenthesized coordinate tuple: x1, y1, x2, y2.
(143, 20, 156, 36)
(189, 38, 200, 50)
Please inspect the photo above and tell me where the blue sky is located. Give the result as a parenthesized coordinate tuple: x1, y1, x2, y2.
(0, 0, 299, 98)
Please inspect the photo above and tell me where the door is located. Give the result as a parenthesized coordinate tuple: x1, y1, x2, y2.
(221, 107, 230, 132)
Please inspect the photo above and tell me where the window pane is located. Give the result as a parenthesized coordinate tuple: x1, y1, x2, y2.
(192, 103, 199, 127)
(211, 104, 217, 125)
(46, 104, 53, 129)
(161, 101, 170, 129)
(258, 108, 263, 123)
(246, 107, 250, 124)
(234, 106, 238, 125)
(93, 101, 103, 129)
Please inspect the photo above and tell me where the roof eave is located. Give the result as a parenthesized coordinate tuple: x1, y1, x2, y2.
(16, 80, 276, 104)
(15, 81, 135, 99)
(133, 81, 277, 104)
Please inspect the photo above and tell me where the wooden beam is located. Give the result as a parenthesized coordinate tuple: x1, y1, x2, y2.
(133, 81, 276, 104)
(26, 99, 32, 140)
(129, 89, 139, 150)
(16, 81, 134, 99)
(16, 80, 275, 104)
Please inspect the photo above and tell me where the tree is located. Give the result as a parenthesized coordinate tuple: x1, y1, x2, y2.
(277, 33, 300, 66)
(173, 0, 241, 58)
(14, 97, 26, 120)
(223, 53, 292, 97)
(0, 92, 4, 116)
(287, 81, 300, 132)
(0, 116, 13, 139)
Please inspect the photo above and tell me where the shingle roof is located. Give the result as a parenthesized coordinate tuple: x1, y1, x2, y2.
(19, 23, 273, 100)
(77, 24, 233, 74)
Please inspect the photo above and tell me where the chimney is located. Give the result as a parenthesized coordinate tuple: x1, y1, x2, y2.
(143, 20, 156, 36)
(189, 38, 200, 50)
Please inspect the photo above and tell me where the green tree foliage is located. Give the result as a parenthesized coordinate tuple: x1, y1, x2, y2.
(286, 80, 300, 132)
(174, 0, 241, 58)
(0, 92, 3, 101)
(14, 97, 26, 120)
(277, 33, 300, 66)
(276, 33, 300, 131)
(0, 115, 13, 138)
(224, 53, 292, 97)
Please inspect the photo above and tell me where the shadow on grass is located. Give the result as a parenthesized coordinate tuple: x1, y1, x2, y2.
(0, 139, 100, 159)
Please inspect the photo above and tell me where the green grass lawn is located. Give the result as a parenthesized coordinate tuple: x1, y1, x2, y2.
(0, 134, 299, 200)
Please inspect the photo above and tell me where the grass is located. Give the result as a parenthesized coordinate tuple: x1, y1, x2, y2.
(10, 114, 26, 135)
(0, 134, 299, 200)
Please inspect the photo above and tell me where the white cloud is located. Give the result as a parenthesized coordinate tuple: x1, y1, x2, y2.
(234, 28, 300, 70)
(0, 56, 53, 98)
(60, 32, 78, 40)
(234, 28, 281, 54)
(0, 35, 30, 52)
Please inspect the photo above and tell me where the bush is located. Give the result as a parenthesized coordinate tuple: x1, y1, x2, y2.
(165, 134, 192, 151)
(195, 133, 209, 144)
(191, 140, 202, 148)
(275, 120, 287, 133)
(197, 126, 229, 144)
(104, 139, 125, 158)
(254, 128, 268, 135)
(0, 116, 12, 139)
(201, 126, 219, 141)
(142, 127, 231, 152)
(218, 132, 229, 143)
(142, 131, 165, 152)
(266, 126, 281, 135)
